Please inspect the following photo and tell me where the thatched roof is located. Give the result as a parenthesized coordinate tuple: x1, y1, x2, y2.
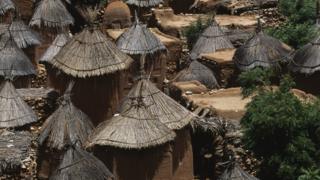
(38, 88, 94, 150)
(190, 20, 234, 60)
(40, 33, 70, 63)
(50, 28, 133, 78)
(0, 130, 32, 174)
(0, 35, 36, 76)
(87, 102, 176, 149)
(233, 31, 292, 71)
(116, 18, 166, 55)
(126, 0, 163, 7)
(0, 0, 14, 15)
(0, 80, 37, 128)
(289, 36, 320, 74)
(51, 146, 113, 180)
(120, 79, 196, 130)
(0, 20, 41, 48)
(29, 0, 74, 28)
(174, 60, 219, 89)
(218, 163, 259, 180)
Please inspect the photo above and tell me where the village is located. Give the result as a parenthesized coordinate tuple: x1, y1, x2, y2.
(0, 0, 319, 179)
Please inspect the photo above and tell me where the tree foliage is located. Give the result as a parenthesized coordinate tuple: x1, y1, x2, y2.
(183, 17, 211, 49)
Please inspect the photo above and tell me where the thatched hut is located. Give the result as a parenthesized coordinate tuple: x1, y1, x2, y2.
(104, 0, 132, 29)
(233, 30, 292, 71)
(174, 60, 219, 89)
(116, 17, 167, 89)
(0, 80, 37, 128)
(48, 27, 133, 124)
(87, 98, 176, 180)
(190, 20, 234, 60)
(0, 35, 36, 87)
(218, 163, 259, 180)
(50, 146, 113, 180)
(0, 0, 14, 15)
(120, 78, 196, 179)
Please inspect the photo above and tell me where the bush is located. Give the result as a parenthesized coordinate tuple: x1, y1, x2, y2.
(240, 70, 320, 180)
(183, 17, 211, 49)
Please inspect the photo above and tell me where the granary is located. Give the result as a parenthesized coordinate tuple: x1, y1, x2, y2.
(38, 82, 94, 178)
(233, 22, 292, 71)
(50, 146, 113, 180)
(118, 78, 196, 179)
(0, 34, 36, 87)
(174, 60, 220, 89)
(0, 0, 14, 18)
(116, 15, 166, 89)
(49, 19, 133, 124)
(0, 79, 37, 128)
(87, 93, 176, 180)
(218, 163, 259, 180)
(190, 19, 234, 60)
(104, 0, 132, 29)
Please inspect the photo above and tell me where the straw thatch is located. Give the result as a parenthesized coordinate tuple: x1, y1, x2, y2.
(190, 20, 234, 60)
(0, 35, 36, 76)
(174, 60, 219, 89)
(121, 79, 195, 130)
(50, 28, 133, 78)
(116, 19, 166, 55)
(38, 93, 94, 150)
(233, 31, 292, 71)
(0, 80, 37, 128)
(126, 0, 163, 7)
(0, 0, 14, 15)
(218, 163, 259, 180)
(87, 102, 176, 149)
(50, 146, 113, 180)
(289, 36, 320, 74)
(29, 0, 74, 28)
(0, 130, 32, 174)
(6, 20, 41, 48)
(40, 33, 70, 63)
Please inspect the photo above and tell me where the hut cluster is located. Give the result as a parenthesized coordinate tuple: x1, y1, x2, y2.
(0, 0, 319, 179)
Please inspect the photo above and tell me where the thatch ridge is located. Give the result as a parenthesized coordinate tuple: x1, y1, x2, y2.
(0, 81, 37, 128)
(8, 20, 41, 48)
(120, 79, 196, 130)
(50, 28, 133, 78)
(38, 95, 94, 150)
(289, 36, 320, 74)
(218, 163, 259, 180)
(116, 20, 166, 55)
(233, 31, 292, 71)
(0, 36, 36, 76)
(174, 60, 219, 89)
(29, 0, 74, 28)
(0, 0, 14, 15)
(190, 20, 234, 60)
(40, 33, 70, 63)
(87, 103, 176, 149)
(50, 146, 113, 180)
(126, 0, 163, 7)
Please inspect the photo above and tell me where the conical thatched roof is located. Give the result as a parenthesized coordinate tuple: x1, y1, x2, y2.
(50, 28, 133, 78)
(0, 0, 14, 15)
(289, 36, 320, 74)
(0, 36, 36, 76)
(87, 102, 176, 149)
(29, 0, 74, 28)
(50, 146, 113, 180)
(174, 60, 219, 89)
(5, 20, 41, 48)
(218, 163, 259, 180)
(233, 31, 292, 71)
(120, 79, 195, 130)
(0, 80, 37, 128)
(190, 20, 234, 60)
(116, 18, 166, 55)
(40, 33, 70, 63)
(38, 89, 94, 150)
(126, 0, 163, 7)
